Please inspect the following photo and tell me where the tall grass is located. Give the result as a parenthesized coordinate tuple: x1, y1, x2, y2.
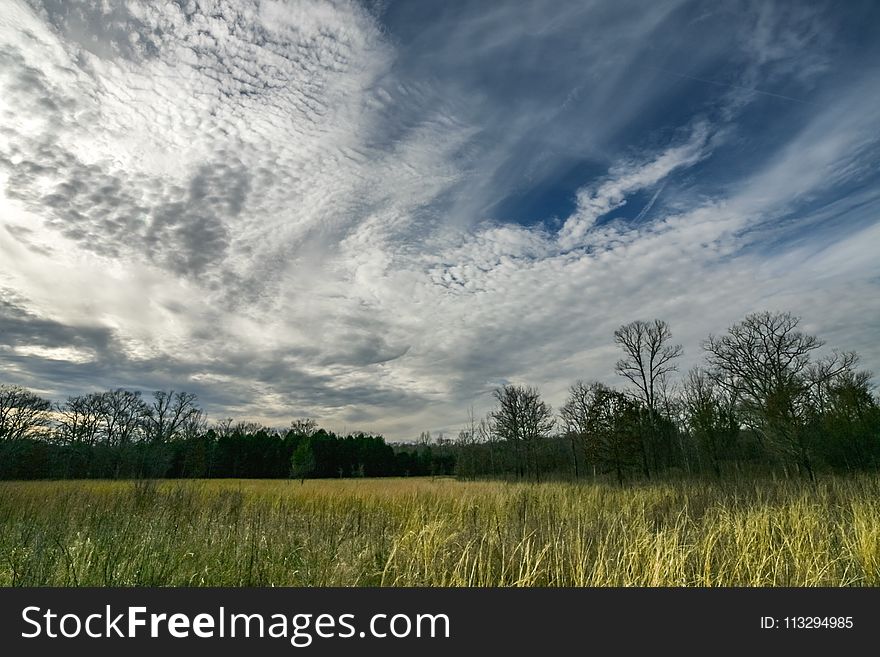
(0, 476, 878, 586)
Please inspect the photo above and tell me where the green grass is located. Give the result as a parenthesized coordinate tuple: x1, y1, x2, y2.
(0, 476, 878, 586)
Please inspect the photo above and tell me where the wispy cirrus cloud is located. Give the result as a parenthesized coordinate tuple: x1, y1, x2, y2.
(557, 121, 713, 250)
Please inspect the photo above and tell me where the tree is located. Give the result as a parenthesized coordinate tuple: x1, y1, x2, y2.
(143, 390, 202, 443)
(592, 386, 643, 485)
(703, 310, 857, 480)
(560, 381, 642, 483)
(180, 407, 208, 442)
(491, 384, 555, 480)
(291, 438, 316, 483)
(99, 389, 148, 446)
(56, 392, 104, 445)
(614, 319, 683, 414)
(560, 380, 599, 478)
(0, 385, 51, 441)
(682, 368, 739, 477)
(614, 319, 683, 476)
(214, 417, 236, 438)
(806, 369, 880, 471)
(289, 418, 318, 437)
(454, 407, 480, 480)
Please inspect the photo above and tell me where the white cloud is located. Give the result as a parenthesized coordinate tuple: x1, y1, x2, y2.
(557, 121, 712, 249)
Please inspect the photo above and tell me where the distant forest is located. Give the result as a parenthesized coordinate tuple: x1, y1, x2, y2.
(1, 311, 878, 482)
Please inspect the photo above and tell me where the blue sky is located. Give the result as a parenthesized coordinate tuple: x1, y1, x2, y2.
(1, 0, 878, 439)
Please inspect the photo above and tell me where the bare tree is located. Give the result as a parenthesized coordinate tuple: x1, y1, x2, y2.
(100, 389, 148, 446)
(0, 385, 51, 441)
(289, 418, 318, 437)
(214, 417, 236, 438)
(143, 390, 202, 443)
(804, 352, 864, 414)
(614, 319, 683, 413)
(180, 407, 208, 441)
(559, 380, 597, 478)
(454, 408, 479, 479)
(233, 420, 270, 435)
(703, 311, 857, 480)
(455, 408, 478, 448)
(491, 384, 554, 480)
(705, 312, 820, 415)
(56, 392, 104, 445)
(613, 319, 683, 477)
(476, 412, 497, 477)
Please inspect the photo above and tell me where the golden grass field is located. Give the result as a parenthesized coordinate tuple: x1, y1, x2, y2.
(1, 476, 878, 586)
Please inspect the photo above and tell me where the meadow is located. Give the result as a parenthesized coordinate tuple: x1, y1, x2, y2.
(1, 476, 878, 587)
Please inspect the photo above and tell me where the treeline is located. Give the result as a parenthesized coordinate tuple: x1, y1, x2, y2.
(1, 310, 878, 482)
(0, 381, 455, 480)
(0, 412, 453, 480)
(452, 311, 880, 482)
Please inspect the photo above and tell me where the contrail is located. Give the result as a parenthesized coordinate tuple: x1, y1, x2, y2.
(634, 181, 666, 223)
(649, 65, 816, 106)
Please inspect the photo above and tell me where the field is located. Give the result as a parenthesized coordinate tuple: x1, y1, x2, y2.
(1, 476, 879, 586)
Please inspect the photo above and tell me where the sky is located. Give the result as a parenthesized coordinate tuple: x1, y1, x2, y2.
(1, 0, 879, 440)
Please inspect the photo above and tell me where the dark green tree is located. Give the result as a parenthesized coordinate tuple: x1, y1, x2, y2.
(291, 438, 316, 483)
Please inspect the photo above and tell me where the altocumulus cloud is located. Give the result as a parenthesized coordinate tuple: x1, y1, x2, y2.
(0, 0, 878, 439)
